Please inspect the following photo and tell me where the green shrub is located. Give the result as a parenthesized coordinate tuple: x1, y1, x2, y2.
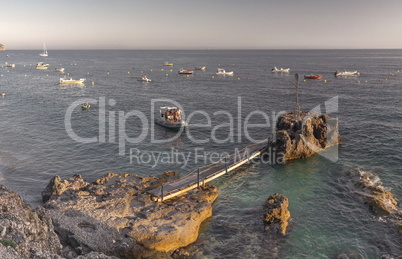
(0, 239, 16, 249)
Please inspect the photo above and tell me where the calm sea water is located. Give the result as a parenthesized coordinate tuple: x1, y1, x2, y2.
(0, 49, 401, 258)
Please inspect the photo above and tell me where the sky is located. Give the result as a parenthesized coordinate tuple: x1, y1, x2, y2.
(1, 0, 402, 50)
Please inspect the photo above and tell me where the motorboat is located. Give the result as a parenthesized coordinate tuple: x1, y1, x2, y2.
(81, 102, 90, 110)
(195, 66, 206, 70)
(4, 62, 15, 68)
(178, 68, 194, 74)
(138, 75, 152, 82)
(54, 68, 65, 72)
(304, 74, 322, 80)
(335, 70, 360, 76)
(59, 77, 86, 84)
(163, 62, 173, 66)
(216, 68, 234, 75)
(36, 62, 49, 69)
(155, 106, 187, 129)
(39, 43, 48, 57)
(272, 67, 290, 72)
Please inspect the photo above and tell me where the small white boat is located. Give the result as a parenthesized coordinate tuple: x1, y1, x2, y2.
(335, 70, 360, 76)
(195, 66, 206, 70)
(155, 106, 187, 129)
(36, 62, 49, 69)
(59, 77, 86, 84)
(272, 67, 290, 73)
(216, 68, 234, 75)
(4, 62, 15, 68)
(39, 43, 48, 57)
(138, 75, 152, 82)
(178, 68, 194, 74)
(163, 61, 173, 66)
(54, 68, 65, 72)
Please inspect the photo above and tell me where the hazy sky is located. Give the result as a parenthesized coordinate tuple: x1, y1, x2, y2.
(2, 0, 402, 49)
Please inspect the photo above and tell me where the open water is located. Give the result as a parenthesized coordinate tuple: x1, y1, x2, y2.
(0, 49, 401, 258)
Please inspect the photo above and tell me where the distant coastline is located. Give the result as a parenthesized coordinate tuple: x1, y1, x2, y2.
(0, 44, 5, 51)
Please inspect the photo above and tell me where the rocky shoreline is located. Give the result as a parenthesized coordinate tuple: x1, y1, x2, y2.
(0, 172, 218, 258)
(0, 185, 62, 258)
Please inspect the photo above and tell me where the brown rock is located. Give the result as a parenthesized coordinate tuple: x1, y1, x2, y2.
(42, 172, 218, 258)
(275, 112, 341, 160)
(263, 193, 291, 236)
(351, 170, 399, 215)
(350, 169, 402, 235)
(362, 186, 398, 215)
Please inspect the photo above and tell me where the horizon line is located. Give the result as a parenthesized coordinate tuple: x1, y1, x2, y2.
(3, 48, 402, 51)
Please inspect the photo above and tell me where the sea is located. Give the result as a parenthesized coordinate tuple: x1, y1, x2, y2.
(0, 49, 401, 258)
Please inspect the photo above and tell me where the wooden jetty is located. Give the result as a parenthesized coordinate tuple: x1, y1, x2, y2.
(148, 139, 273, 202)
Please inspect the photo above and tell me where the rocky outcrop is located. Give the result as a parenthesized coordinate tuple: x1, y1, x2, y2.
(275, 112, 341, 160)
(263, 193, 291, 236)
(42, 172, 218, 258)
(0, 185, 62, 259)
(350, 169, 402, 234)
(351, 169, 400, 215)
(0, 44, 5, 51)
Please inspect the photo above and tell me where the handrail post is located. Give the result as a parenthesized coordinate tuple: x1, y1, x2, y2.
(225, 157, 228, 174)
(247, 148, 250, 164)
(197, 168, 200, 188)
(161, 184, 164, 202)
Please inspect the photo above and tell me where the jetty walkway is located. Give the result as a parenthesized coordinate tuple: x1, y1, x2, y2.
(149, 138, 273, 202)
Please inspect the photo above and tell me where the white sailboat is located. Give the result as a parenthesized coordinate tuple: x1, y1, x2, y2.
(39, 43, 48, 57)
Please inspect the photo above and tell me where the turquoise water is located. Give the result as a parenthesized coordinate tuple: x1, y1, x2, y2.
(0, 50, 401, 258)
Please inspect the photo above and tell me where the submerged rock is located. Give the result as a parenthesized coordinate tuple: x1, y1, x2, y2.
(0, 185, 62, 259)
(42, 172, 218, 258)
(350, 169, 400, 215)
(350, 169, 402, 236)
(263, 193, 291, 236)
(275, 112, 341, 160)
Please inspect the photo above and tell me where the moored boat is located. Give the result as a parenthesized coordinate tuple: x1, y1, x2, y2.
(335, 70, 360, 76)
(138, 75, 152, 82)
(59, 77, 86, 84)
(155, 106, 187, 129)
(163, 62, 173, 66)
(4, 62, 15, 68)
(36, 62, 49, 69)
(272, 66, 290, 72)
(304, 74, 322, 80)
(178, 68, 194, 74)
(195, 66, 206, 70)
(54, 68, 65, 72)
(216, 68, 234, 75)
(39, 43, 48, 57)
